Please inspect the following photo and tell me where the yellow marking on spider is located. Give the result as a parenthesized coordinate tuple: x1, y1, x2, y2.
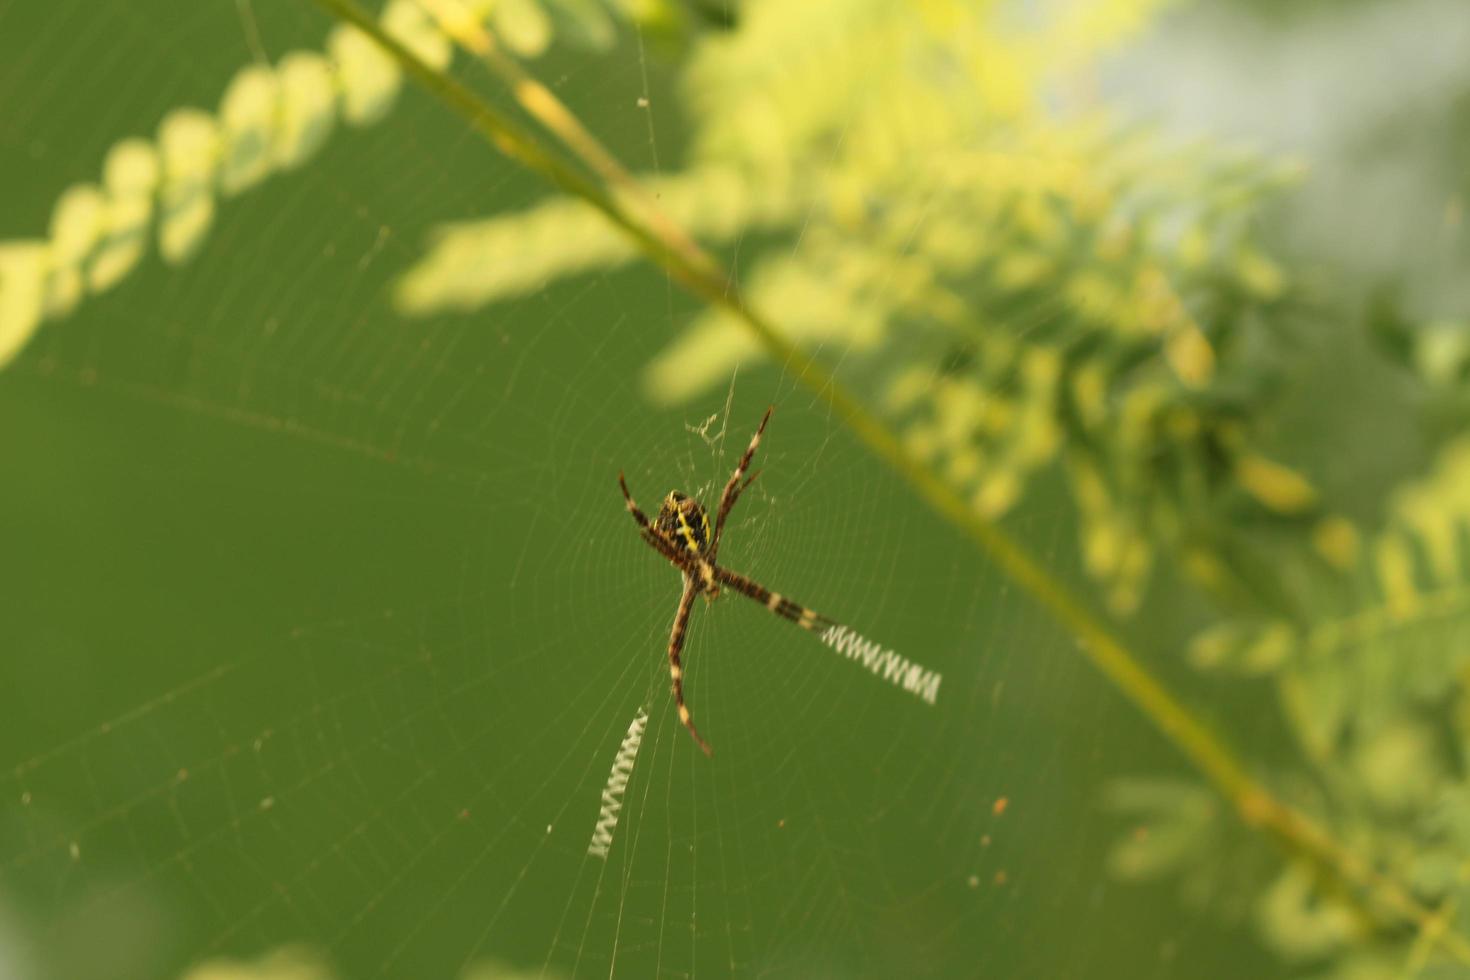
(678, 705, 691, 723)
(670, 665, 682, 680)
(766, 591, 783, 611)
(673, 507, 706, 554)
(798, 609, 818, 630)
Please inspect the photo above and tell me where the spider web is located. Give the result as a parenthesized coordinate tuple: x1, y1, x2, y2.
(0, 2, 1281, 978)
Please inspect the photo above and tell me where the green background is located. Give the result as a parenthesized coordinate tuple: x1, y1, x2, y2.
(8, 1, 1465, 977)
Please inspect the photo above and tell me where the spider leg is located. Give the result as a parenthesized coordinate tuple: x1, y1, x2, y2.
(667, 574, 712, 755)
(709, 406, 773, 562)
(716, 566, 835, 633)
(619, 471, 657, 530)
(620, 472, 693, 570)
(642, 527, 690, 569)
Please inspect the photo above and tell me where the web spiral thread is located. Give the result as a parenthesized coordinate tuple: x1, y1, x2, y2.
(586, 707, 649, 860)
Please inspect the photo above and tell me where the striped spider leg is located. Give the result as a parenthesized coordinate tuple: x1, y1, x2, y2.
(618, 472, 715, 753)
(619, 407, 838, 756)
(707, 405, 771, 567)
(715, 567, 835, 635)
(665, 574, 707, 754)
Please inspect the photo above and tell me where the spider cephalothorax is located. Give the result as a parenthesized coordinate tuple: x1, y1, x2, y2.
(619, 407, 837, 755)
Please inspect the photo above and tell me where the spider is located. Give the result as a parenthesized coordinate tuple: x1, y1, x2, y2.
(619, 406, 835, 755)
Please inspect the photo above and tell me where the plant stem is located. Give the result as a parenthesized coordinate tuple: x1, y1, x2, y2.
(312, 0, 1469, 959)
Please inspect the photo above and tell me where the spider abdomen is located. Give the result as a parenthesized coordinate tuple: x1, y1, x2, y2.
(656, 491, 711, 557)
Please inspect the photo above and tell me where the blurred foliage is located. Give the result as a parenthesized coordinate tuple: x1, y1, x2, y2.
(387, 0, 1470, 974)
(1372, 294, 1470, 439)
(178, 947, 563, 980)
(182, 948, 335, 980)
(0, 0, 709, 369)
(1174, 434, 1470, 975)
(178, 946, 561, 980)
(394, 0, 1341, 618)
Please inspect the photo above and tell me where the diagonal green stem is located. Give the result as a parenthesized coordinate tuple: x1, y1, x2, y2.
(312, 0, 1469, 960)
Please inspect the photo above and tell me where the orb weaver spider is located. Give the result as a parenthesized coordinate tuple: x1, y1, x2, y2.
(619, 406, 835, 755)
